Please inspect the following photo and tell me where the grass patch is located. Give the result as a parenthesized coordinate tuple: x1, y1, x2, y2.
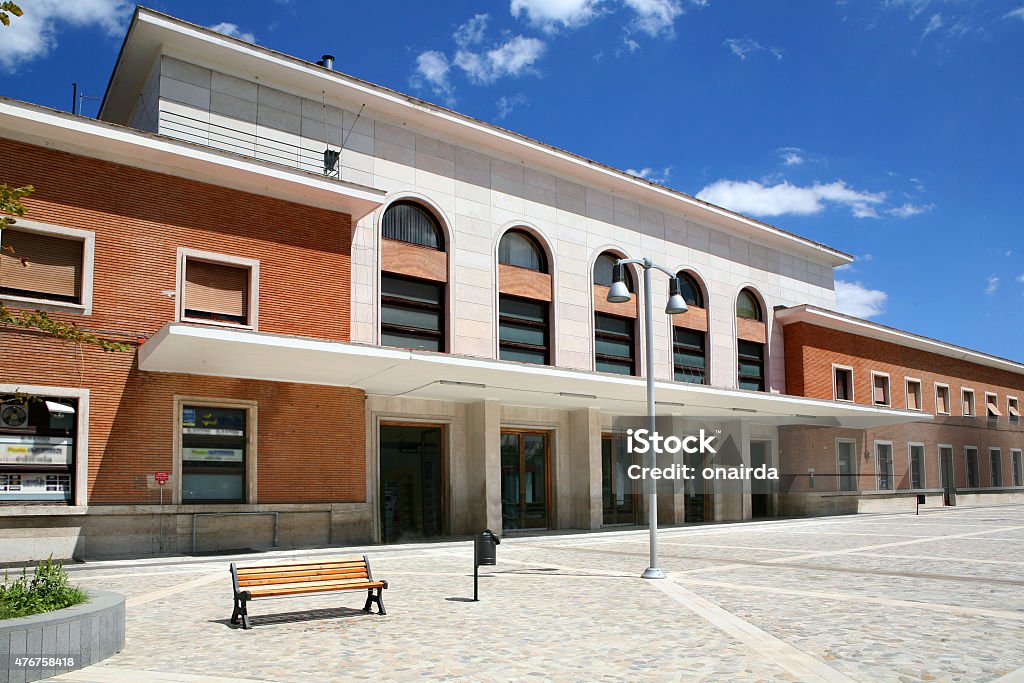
(0, 557, 87, 620)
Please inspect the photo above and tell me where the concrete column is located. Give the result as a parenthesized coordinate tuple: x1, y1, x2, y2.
(569, 408, 603, 529)
(466, 400, 502, 533)
(714, 420, 750, 522)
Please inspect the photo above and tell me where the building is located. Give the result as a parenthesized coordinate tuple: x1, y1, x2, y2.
(0, 8, 1019, 560)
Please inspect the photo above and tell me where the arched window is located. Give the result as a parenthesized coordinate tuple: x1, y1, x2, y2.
(736, 289, 762, 321)
(380, 200, 448, 352)
(672, 271, 708, 384)
(498, 230, 547, 273)
(736, 288, 766, 391)
(593, 251, 637, 375)
(382, 201, 444, 250)
(497, 230, 552, 365)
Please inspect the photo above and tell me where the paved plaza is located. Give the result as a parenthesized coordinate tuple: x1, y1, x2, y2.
(45, 504, 1024, 682)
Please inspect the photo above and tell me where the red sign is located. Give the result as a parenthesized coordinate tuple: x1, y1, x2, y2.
(154, 472, 169, 484)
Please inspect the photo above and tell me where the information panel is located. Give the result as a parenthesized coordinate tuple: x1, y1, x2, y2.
(0, 435, 73, 465)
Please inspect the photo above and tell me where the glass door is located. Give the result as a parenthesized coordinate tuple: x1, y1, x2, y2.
(939, 446, 956, 506)
(602, 434, 636, 525)
(379, 424, 445, 542)
(501, 431, 549, 530)
(837, 440, 857, 492)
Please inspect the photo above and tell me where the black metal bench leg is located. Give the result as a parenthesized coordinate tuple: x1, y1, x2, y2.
(362, 589, 374, 612)
(237, 597, 251, 629)
(231, 596, 241, 625)
(374, 587, 387, 616)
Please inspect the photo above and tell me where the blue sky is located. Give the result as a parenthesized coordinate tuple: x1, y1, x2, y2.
(1, 0, 1022, 359)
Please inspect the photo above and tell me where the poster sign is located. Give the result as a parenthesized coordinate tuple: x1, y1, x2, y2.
(0, 435, 73, 465)
(154, 472, 170, 484)
(0, 473, 71, 500)
(181, 447, 244, 462)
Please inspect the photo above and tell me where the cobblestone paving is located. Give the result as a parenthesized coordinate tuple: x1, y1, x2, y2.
(50, 505, 1024, 682)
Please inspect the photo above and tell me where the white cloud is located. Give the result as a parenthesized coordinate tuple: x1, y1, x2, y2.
(1017, 273, 1024, 283)
(455, 35, 546, 84)
(985, 275, 1000, 295)
(510, 0, 602, 31)
(887, 202, 933, 217)
(413, 51, 454, 103)
(625, 166, 672, 184)
(454, 13, 489, 48)
(496, 93, 530, 119)
(724, 37, 784, 60)
(1006, 8, 1024, 20)
(623, 0, 684, 37)
(696, 179, 886, 218)
(778, 147, 805, 165)
(921, 12, 943, 38)
(835, 280, 887, 319)
(0, 0, 131, 71)
(208, 22, 256, 44)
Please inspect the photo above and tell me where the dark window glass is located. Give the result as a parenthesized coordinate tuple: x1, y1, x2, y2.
(910, 445, 925, 489)
(181, 405, 246, 503)
(593, 252, 634, 291)
(737, 340, 765, 391)
(736, 289, 762, 321)
(382, 201, 444, 250)
(673, 327, 707, 384)
(499, 230, 547, 273)
(835, 368, 853, 401)
(966, 448, 979, 488)
(990, 450, 1002, 487)
(381, 274, 445, 352)
(676, 272, 704, 308)
(0, 396, 77, 505)
(499, 295, 549, 365)
(595, 313, 635, 375)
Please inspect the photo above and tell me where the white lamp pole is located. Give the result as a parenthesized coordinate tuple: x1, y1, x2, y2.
(607, 257, 687, 580)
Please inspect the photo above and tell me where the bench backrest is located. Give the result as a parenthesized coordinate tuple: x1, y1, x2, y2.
(231, 556, 374, 592)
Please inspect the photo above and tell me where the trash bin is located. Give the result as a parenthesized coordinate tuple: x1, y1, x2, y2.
(473, 529, 500, 600)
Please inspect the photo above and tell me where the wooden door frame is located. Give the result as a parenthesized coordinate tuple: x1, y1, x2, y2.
(501, 428, 553, 530)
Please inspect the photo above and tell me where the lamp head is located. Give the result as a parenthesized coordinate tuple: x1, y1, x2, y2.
(606, 262, 632, 303)
(665, 276, 689, 315)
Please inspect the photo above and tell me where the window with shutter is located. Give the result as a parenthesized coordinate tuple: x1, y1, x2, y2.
(936, 385, 950, 414)
(182, 257, 252, 326)
(0, 229, 84, 303)
(872, 374, 890, 406)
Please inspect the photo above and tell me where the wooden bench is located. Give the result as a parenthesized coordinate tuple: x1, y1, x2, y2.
(229, 555, 387, 629)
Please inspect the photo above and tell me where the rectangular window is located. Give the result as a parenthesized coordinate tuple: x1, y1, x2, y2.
(737, 340, 765, 392)
(0, 221, 94, 314)
(989, 449, 1002, 487)
(935, 384, 950, 415)
(180, 405, 247, 503)
(872, 373, 890, 407)
(1012, 449, 1022, 487)
(498, 295, 549, 365)
(962, 389, 975, 417)
(1009, 397, 1020, 425)
(179, 250, 258, 328)
(594, 313, 635, 375)
(833, 366, 854, 402)
(381, 273, 445, 352)
(1, 395, 77, 504)
(965, 447, 979, 488)
(837, 440, 857, 492)
(909, 443, 925, 489)
(906, 379, 922, 411)
(875, 442, 894, 491)
(673, 327, 707, 384)
(985, 393, 1001, 419)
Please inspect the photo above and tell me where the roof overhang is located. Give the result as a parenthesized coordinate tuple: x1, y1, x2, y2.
(777, 305, 1024, 377)
(0, 97, 385, 221)
(101, 7, 852, 268)
(139, 324, 928, 429)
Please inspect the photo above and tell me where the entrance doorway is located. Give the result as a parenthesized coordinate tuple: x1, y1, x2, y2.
(750, 440, 772, 518)
(379, 424, 445, 542)
(939, 445, 956, 506)
(602, 434, 637, 525)
(501, 430, 549, 530)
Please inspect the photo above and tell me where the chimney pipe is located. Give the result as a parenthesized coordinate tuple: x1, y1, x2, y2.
(320, 54, 335, 70)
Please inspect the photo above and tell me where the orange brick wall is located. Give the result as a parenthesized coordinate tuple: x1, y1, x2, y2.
(1, 140, 367, 504)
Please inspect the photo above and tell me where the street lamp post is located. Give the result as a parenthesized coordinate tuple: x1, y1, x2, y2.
(607, 257, 687, 580)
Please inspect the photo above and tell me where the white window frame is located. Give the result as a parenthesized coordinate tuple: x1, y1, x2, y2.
(964, 446, 979, 488)
(0, 219, 95, 316)
(908, 441, 926, 490)
(0, 383, 89, 507)
(984, 392, 1000, 419)
(905, 377, 923, 412)
(874, 440, 894, 492)
(176, 247, 260, 330)
(172, 395, 258, 506)
(870, 371, 891, 407)
(934, 383, 951, 415)
(989, 448, 1002, 488)
(1008, 396, 1020, 425)
(962, 388, 976, 418)
(1012, 449, 1023, 487)
(836, 438, 858, 492)
(831, 364, 855, 403)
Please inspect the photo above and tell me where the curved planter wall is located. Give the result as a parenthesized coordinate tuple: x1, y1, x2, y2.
(1, 590, 124, 683)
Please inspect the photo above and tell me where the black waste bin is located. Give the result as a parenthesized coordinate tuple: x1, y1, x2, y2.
(473, 529, 500, 600)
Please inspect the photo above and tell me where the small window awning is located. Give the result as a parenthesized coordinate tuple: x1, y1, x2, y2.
(1009, 403, 1020, 417)
(45, 400, 75, 414)
(987, 401, 1002, 417)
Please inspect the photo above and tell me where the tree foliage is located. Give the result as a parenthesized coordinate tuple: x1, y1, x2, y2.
(0, 2, 23, 27)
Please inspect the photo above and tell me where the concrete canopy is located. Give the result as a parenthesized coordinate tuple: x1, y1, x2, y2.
(140, 324, 929, 429)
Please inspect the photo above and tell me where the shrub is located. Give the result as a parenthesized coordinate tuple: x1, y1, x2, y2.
(0, 557, 87, 620)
